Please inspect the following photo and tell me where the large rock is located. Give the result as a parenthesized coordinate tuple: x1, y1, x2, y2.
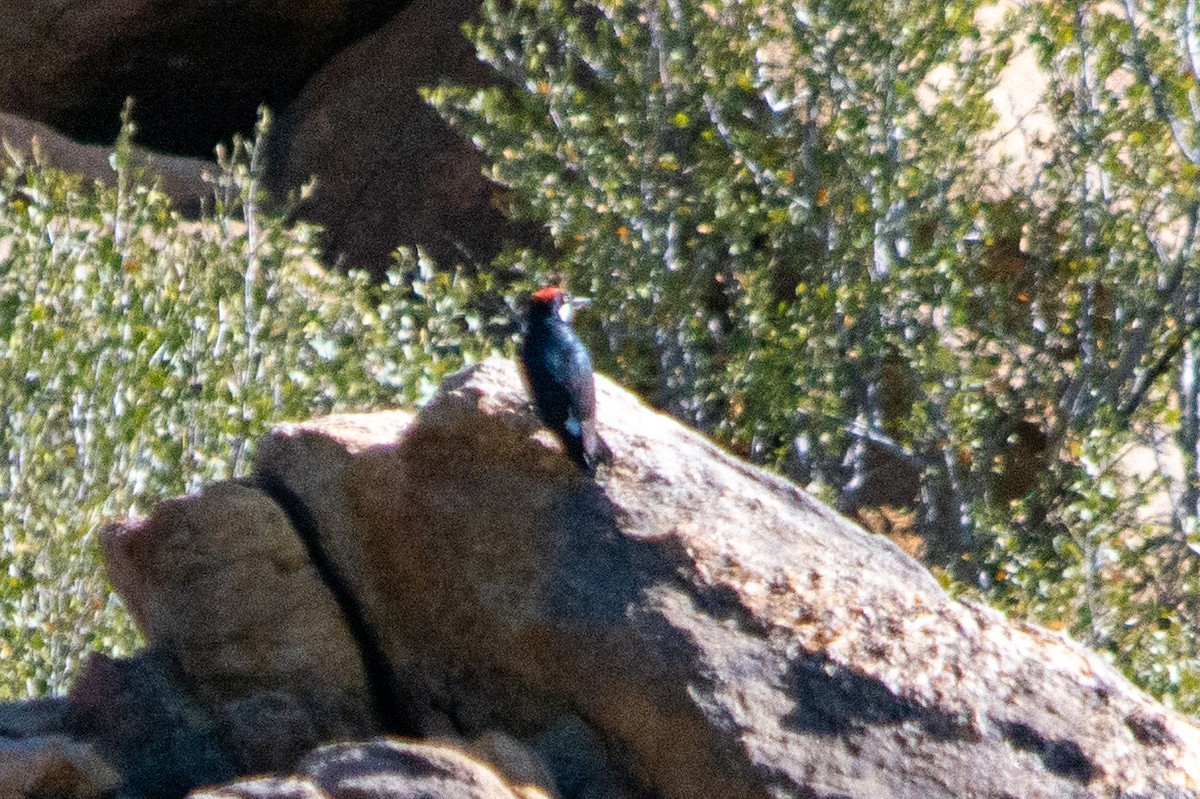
(0, 112, 214, 216)
(68, 649, 238, 799)
(0, 735, 119, 799)
(98, 480, 376, 749)
(79, 358, 1200, 796)
(234, 358, 1200, 799)
(87, 412, 418, 785)
(0, 0, 405, 155)
(265, 0, 538, 275)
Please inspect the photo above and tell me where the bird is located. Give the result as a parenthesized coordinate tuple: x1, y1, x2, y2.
(520, 286, 604, 474)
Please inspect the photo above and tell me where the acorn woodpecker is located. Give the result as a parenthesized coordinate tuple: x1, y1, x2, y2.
(520, 286, 603, 474)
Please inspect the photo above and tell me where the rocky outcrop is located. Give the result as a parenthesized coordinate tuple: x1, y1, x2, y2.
(0, 0, 404, 156)
(100, 481, 372, 718)
(242, 359, 1200, 798)
(4, 358, 1200, 799)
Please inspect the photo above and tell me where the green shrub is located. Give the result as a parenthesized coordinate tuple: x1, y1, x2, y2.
(0, 109, 509, 697)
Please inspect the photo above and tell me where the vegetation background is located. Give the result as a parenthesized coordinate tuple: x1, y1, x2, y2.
(6, 0, 1200, 717)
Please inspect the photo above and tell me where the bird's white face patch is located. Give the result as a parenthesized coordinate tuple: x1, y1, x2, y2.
(559, 296, 591, 323)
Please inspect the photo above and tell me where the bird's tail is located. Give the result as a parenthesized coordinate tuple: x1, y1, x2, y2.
(578, 423, 613, 476)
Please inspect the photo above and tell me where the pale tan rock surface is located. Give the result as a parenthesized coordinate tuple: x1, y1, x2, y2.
(99, 481, 370, 718)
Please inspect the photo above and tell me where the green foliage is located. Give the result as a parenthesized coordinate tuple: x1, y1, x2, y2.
(0, 109, 508, 697)
(430, 0, 1200, 712)
(429, 0, 1003, 535)
(976, 0, 1200, 714)
(430, 0, 1008, 502)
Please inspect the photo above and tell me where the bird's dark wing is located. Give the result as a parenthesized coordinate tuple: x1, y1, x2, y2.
(520, 322, 601, 474)
(561, 342, 596, 432)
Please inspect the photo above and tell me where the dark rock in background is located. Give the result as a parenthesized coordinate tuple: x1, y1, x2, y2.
(0, 0, 537, 275)
(0, 0, 406, 156)
(263, 0, 540, 275)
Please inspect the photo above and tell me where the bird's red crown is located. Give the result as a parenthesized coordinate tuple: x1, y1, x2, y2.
(532, 286, 565, 303)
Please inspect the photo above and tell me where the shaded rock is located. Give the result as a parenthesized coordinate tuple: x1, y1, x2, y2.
(469, 730, 559, 799)
(0, 696, 70, 738)
(1, 0, 542, 273)
(0, 0, 404, 156)
(0, 112, 214, 216)
(69, 649, 236, 799)
(533, 717, 628, 799)
(250, 357, 1200, 799)
(193, 739, 526, 799)
(0, 734, 120, 799)
(265, 0, 537, 275)
(218, 692, 324, 775)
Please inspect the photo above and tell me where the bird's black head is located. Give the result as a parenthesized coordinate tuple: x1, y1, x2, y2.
(528, 286, 591, 326)
(528, 286, 567, 323)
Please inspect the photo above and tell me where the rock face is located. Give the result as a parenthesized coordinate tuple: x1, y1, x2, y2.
(264, 0, 534, 275)
(97, 479, 379, 772)
(0, 0, 404, 155)
(0, 0, 531, 274)
(6, 359, 1200, 799)
(242, 358, 1200, 799)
